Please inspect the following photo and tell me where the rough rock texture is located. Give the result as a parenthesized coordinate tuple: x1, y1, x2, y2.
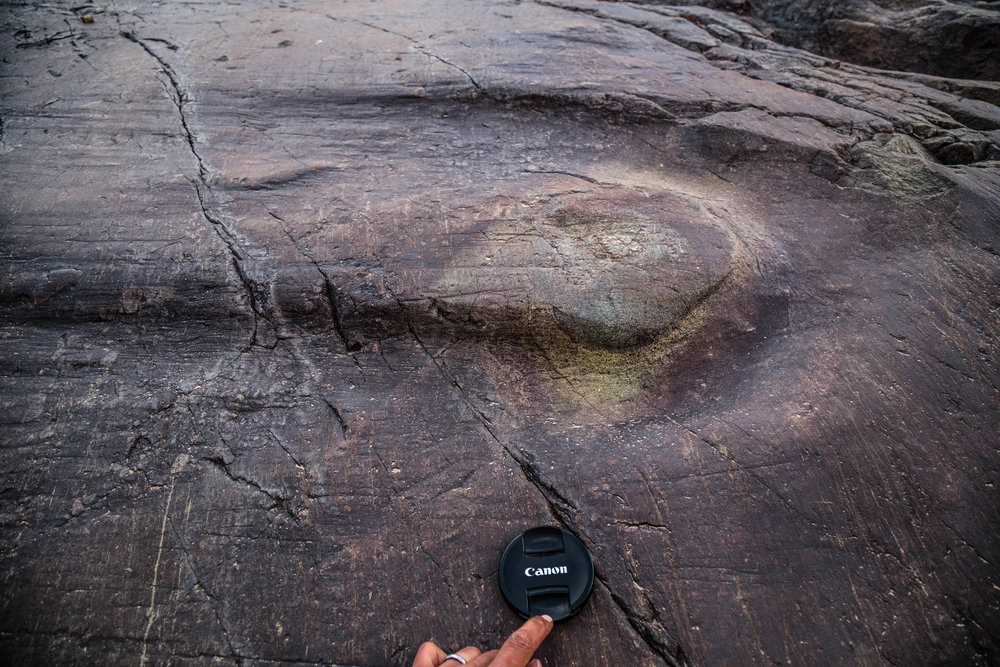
(1, 1, 999, 665)
(631, 0, 1000, 80)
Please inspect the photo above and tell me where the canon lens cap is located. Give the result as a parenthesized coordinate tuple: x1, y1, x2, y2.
(498, 525, 594, 622)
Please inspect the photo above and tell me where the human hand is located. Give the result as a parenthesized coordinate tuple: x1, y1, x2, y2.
(412, 615, 554, 667)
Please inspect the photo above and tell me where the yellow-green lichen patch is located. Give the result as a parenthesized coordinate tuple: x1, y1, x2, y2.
(526, 191, 736, 350)
(427, 183, 766, 409)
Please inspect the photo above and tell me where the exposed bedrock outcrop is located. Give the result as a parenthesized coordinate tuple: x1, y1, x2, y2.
(2, 1, 998, 666)
(631, 0, 1000, 80)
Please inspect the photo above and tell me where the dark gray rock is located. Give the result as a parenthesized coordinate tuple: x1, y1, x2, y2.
(631, 0, 1000, 79)
(1, 1, 998, 666)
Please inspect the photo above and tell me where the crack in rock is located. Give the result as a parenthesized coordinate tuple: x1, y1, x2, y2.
(266, 207, 366, 361)
(336, 15, 481, 90)
(399, 314, 690, 664)
(166, 518, 244, 664)
(595, 574, 690, 667)
(202, 456, 298, 519)
(120, 31, 276, 351)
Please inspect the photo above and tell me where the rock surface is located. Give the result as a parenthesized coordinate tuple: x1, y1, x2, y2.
(631, 0, 1000, 80)
(1, 1, 998, 665)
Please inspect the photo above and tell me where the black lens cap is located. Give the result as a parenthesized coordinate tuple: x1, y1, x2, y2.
(498, 525, 594, 622)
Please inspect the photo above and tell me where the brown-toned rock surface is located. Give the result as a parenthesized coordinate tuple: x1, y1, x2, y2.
(1, 1, 998, 665)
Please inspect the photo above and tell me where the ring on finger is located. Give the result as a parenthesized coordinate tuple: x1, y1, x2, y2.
(442, 655, 467, 665)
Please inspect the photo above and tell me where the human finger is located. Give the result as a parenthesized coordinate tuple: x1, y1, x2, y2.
(441, 646, 483, 665)
(412, 642, 447, 667)
(465, 649, 498, 666)
(489, 616, 554, 667)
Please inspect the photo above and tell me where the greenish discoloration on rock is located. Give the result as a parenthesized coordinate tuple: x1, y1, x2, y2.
(850, 134, 955, 202)
(527, 193, 736, 350)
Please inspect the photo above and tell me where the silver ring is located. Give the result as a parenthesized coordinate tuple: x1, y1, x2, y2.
(443, 655, 467, 665)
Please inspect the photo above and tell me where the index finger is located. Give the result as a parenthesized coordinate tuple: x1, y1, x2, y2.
(490, 616, 554, 667)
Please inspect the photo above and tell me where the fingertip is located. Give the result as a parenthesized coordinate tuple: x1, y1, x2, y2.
(412, 641, 446, 667)
(536, 615, 554, 639)
(532, 615, 553, 636)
